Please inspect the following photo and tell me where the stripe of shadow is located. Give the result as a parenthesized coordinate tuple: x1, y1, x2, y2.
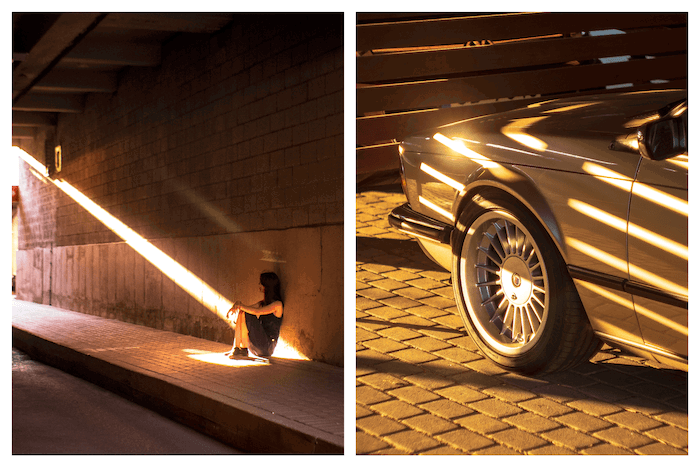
(356, 236, 446, 272)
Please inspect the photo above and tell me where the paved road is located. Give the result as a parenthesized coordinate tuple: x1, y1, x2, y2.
(12, 347, 241, 454)
(356, 189, 688, 455)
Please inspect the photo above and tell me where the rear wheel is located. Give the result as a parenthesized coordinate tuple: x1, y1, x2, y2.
(452, 191, 601, 374)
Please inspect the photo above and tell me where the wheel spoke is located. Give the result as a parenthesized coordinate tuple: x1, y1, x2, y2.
(495, 223, 509, 255)
(520, 307, 528, 341)
(527, 302, 542, 325)
(531, 293, 545, 309)
(501, 305, 514, 335)
(476, 263, 500, 275)
(525, 305, 536, 336)
(484, 232, 505, 260)
(489, 297, 508, 322)
(512, 306, 520, 341)
(525, 246, 536, 265)
(515, 227, 526, 256)
(481, 288, 504, 306)
(479, 246, 503, 267)
(476, 279, 500, 287)
(505, 221, 515, 254)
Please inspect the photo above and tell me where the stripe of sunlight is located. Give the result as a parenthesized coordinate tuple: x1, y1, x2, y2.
(418, 195, 454, 222)
(15, 148, 307, 362)
(576, 281, 687, 337)
(17, 147, 220, 310)
(485, 143, 543, 158)
(167, 178, 244, 234)
(566, 237, 688, 298)
(582, 162, 687, 217)
(184, 348, 269, 367)
(55, 180, 232, 317)
(623, 113, 660, 129)
(500, 116, 549, 152)
(433, 132, 500, 168)
(543, 102, 601, 114)
(420, 162, 465, 192)
(666, 154, 688, 170)
(568, 199, 688, 260)
(165, 179, 287, 266)
(426, 132, 503, 221)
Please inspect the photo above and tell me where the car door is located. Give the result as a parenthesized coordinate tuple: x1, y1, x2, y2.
(627, 153, 688, 361)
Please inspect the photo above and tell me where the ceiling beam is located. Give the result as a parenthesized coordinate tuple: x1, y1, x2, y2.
(12, 13, 107, 102)
(12, 127, 37, 139)
(98, 13, 234, 33)
(62, 39, 161, 67)
(12, 111, 57, 127)
(13, 93, 85, 113)
(33, 69, 118, 93)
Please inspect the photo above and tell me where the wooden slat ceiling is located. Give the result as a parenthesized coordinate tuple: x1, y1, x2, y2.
(12, 13, 235, 145)
(356, 12, 688, 183)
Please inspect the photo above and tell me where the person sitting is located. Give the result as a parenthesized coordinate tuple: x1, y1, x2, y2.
(226, 272, 283, 358)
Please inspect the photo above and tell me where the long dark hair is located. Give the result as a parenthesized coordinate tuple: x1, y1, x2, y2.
(260, 272, 283, 306)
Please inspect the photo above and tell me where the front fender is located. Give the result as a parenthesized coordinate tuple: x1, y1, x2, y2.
(453, 165, 568, 262)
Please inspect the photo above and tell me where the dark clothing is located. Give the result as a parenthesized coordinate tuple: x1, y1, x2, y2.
(245, 302, 282, 357)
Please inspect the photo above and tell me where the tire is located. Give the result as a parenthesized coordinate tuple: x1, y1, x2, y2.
(452, 190, 602, 374)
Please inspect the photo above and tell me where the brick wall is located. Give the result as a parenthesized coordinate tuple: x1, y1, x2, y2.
(15, 14, 344, 365)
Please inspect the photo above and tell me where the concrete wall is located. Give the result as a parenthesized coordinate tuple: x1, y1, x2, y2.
(15, 14, 344, 366)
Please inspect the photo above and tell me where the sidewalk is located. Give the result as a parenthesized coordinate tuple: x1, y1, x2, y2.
(12, 299, 343, 454)
(356, 190, 688, 455)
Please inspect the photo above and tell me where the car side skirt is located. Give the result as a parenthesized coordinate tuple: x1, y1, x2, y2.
(594, 331, 688, 367)
(568, 265, 687, 310)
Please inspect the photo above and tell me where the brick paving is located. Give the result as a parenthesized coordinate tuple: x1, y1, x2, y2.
(356, 189, 688, 455)
(12, 299, 343, 453)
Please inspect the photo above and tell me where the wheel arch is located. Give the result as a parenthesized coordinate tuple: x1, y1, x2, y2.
(452, 167, 569, 263)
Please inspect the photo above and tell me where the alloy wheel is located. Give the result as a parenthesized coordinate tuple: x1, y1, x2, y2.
(459, 211, 549, 355)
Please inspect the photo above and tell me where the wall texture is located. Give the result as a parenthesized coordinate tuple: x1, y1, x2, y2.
(15, 14, 344, 366)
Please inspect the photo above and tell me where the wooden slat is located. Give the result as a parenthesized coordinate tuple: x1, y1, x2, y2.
(357, 12, 687, 51)
(358, 27, 687, 84)
(357, 12, 490, 25)
(356, 144, 400, 175)
(357, 54, 687, 115)
(356, 80, 686, 147)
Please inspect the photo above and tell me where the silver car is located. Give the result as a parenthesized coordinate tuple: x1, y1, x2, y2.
(389, 89, 687, 374)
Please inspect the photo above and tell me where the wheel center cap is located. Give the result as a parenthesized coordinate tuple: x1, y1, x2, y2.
(512, 273, 521, 287)
(501, 257, 532, 306)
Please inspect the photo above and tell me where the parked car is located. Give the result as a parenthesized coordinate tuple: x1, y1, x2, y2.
(389, 89, 687, 374)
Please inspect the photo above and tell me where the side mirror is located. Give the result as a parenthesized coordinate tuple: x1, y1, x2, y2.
(638, 111, 687, 161)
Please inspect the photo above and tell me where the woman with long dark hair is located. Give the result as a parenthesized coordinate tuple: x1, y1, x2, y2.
(226, 272, 283, 358)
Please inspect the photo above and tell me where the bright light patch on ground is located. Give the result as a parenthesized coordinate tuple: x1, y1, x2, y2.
(186, 350, 270, 367)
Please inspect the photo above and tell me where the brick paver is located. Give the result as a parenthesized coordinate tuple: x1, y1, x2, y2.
(356, 190, 688, 455)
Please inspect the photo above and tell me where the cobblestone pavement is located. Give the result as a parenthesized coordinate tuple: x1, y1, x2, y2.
(356, 189, 688, 455)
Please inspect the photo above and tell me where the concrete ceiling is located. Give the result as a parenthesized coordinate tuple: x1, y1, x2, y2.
(12, 12, 235, 145)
